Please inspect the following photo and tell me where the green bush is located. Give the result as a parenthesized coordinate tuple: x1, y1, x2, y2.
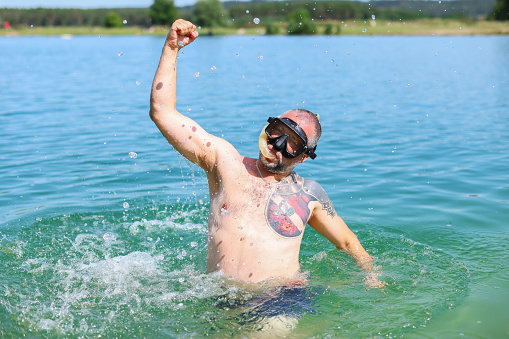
(149, 0, 178, 26)
(265, 22, 280, 35)
(493, 0, 509, 20)
(104, 12, 124, 28)
(286, 9, 317, 35)
(193, 0, 227, 28)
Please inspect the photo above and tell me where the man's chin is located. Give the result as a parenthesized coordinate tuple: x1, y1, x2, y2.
(258, 152, 297, 174)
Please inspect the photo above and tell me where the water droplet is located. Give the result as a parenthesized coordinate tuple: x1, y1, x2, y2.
(246, 10, 250, 13)
(190, 242, 198, 247)
(362, 29, 367, 33)
(118, 51, 123, 56)
(194, 72, 200, 78)
(372, 15, 376, 20)
(136, 81, 140, 85)
(123, 19, 127, 24)
(253, 17, 260, 24)
(178, 41, 184, 47)
(123, 202, 129, 209)
(221, 207, 228, 215)
(128, 151, 137, 159)
(258, 55, 263, 60)
(211, 65, 217, 71)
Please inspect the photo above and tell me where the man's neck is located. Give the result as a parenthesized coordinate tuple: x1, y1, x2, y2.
(255, 159, 293, 183)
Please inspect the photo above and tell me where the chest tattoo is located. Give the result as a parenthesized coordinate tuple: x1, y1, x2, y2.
(265, 173, 336, 237)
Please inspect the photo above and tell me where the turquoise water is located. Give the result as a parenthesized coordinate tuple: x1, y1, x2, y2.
(1, 34, 508, 338)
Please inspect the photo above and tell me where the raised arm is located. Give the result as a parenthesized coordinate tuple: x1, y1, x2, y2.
(150, 19, 220, 172)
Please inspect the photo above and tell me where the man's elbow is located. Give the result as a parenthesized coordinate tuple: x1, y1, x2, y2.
(149, 107, 158, 122)
(149, 102, 165, 122)
(336, 240, 350, 251)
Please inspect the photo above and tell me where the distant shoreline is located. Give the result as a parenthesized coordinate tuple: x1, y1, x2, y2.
(1, 19, 508, 37)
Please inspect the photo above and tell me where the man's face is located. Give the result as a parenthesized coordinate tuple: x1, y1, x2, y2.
(258, 113, 313, 174)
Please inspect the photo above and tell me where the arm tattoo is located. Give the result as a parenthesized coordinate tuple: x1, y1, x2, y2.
(265, 174, 337, 237)
(303, 178, 337, 218)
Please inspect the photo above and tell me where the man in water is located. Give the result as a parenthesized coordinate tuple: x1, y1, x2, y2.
(150, 19, 381, 288)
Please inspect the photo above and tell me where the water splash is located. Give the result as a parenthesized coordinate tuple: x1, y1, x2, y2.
(0, 203, 488, 338)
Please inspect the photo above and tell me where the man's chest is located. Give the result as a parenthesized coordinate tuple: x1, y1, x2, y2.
(215, 174, 317, 238)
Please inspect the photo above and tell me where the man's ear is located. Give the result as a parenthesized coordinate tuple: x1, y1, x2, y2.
(299, 155, 309, 163)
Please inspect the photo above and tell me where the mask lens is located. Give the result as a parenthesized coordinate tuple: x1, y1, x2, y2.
(266, 119, 306, 157)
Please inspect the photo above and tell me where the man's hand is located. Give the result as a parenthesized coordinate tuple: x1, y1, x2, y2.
(363, 271, 386, 290)
(166, 19, 199, 50)
(355, 256, 386, 290)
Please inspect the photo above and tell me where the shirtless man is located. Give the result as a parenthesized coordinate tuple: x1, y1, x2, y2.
(150, 19, 381, 287)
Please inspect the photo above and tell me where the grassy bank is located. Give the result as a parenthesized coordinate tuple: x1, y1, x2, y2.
(1, 19, 508, 36)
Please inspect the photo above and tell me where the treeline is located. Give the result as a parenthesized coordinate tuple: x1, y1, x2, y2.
(373, 0, 497, 19)
(0, 2, 430, 29)
(0, 7, 150, 27)
(225, 1, 425, 24)
(0, 0, 506, 29)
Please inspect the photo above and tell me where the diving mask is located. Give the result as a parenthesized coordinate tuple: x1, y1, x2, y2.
(261, 117, 317, 159)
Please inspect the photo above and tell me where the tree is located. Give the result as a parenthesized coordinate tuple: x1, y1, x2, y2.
(149, 0, 178, 26)
(104, 12, 124, 28)
(286, 9, 317, 35)
(493, 0, 509, 20)
(193, 0, 227, 28)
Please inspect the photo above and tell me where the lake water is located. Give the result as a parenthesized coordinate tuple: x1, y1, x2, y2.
(1, 33, 508, 338)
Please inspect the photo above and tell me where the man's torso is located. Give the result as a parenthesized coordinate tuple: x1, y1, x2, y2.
(206, 151, 326, 283)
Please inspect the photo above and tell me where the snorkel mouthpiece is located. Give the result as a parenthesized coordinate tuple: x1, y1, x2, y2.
(258, 123, 276, 159)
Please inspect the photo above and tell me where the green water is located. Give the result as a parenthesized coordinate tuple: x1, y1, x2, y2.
(1, 35, 508, 337)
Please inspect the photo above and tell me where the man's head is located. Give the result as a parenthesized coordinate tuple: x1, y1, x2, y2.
(280, 109, 321, 151)
(258, 109, 321, 174)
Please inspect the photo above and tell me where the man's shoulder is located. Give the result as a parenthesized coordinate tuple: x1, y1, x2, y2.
(293, 173, 329, 203)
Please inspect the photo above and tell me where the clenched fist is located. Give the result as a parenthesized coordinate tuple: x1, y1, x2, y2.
(166, 19, 199, 49)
